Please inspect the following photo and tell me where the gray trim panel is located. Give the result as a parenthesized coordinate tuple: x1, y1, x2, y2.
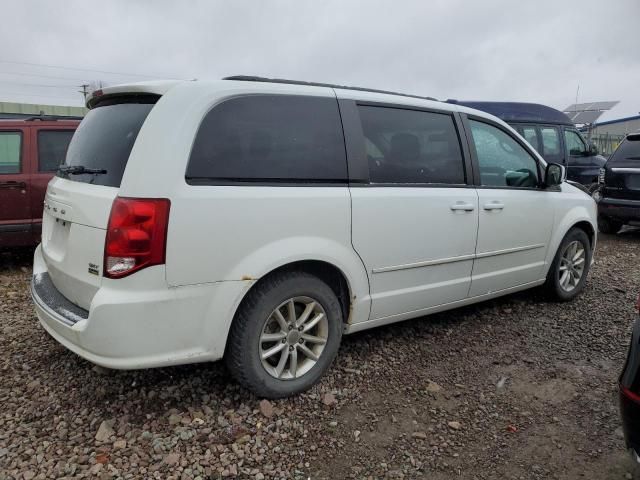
(31, 272, 88, 326)
(372, 243, 545, 274)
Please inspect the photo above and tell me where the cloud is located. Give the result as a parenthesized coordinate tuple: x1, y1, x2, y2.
(0, 0, 638, 120)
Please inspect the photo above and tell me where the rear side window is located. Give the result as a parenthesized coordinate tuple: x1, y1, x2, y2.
(540, 127, 561, 156)
(186, 95, 347, 183)
(0, 132, 21, 174)
(358, 105, 465, 184)
(609, 134, 640, 162)
(61, 98, 156, 187)
(38, 130, 75, 172)
(516, 126, 540, 152)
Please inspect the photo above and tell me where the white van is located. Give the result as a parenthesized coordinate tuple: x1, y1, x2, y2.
(31, 76, 597, 398)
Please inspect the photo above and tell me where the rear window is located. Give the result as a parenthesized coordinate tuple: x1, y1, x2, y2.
(610, 134, 640, 162)
(186, 95, 347, 183)
(60, 98, 156, 187)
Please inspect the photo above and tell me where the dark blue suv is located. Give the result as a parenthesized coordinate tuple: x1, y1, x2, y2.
(448, 101, 607, 191)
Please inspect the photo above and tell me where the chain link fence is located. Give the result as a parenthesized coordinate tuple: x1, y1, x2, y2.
(589, 133, 626, 157)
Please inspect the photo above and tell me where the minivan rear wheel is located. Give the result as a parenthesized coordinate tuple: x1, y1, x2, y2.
(225, 271, 343, 398)
(545, 227, 591, 301)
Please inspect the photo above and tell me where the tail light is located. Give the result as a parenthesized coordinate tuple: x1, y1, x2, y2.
(104, 197, 170, 278)
(621, 385, 640, 405)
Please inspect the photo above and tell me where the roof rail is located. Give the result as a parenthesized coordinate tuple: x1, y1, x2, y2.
(223, 75, 439, 102)
(24, 114, 83, 121)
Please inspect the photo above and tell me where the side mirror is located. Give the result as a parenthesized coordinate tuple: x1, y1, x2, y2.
(544, 163, 564, 187)
(589, 143, 599, 155)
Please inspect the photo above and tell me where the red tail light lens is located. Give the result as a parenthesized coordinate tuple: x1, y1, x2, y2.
(104, 197, 170, 278)
(621, 385, 640, 404)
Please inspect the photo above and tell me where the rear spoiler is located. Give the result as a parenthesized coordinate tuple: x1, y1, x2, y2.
(86, 80, 182, 108)
(24, 115, 83, 121)
(88, 92, 160, 109)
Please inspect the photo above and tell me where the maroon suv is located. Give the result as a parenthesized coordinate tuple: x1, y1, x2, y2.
(0, 117, 79, 247)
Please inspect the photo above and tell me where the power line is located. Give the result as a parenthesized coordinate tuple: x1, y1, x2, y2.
(0, 79, 78, 89)
(0, 70, 91, 82)
(0, 90, 82, 101)
(0, 59, 185, 80)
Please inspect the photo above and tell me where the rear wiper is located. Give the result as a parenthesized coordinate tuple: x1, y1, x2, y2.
(58, 165, 107, 175)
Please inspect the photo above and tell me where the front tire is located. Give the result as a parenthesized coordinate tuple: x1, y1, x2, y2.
(598, 215, 622, 234)
(225, 271, 343, 398)
(545, 227, 591, 301)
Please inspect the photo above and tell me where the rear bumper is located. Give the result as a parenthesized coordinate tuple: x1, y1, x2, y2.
(31, 245, 253, 369)
(598, 196, 640, 222)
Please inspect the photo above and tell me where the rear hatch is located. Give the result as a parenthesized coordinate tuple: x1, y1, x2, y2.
(604, 133, 640, 201)
(41, 96, 158, 310)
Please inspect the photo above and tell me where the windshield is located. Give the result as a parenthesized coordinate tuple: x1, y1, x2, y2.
(60, 99, 156, 187)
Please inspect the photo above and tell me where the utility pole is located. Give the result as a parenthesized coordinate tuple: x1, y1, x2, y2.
(78, 84, 90, 101)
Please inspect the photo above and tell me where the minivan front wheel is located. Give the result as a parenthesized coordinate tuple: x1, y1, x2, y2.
(545, 227, 591, 301)
(225, 271, 343, 398)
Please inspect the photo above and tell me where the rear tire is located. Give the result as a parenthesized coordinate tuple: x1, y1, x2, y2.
(225, 271, 343, 399)
(545, 227, 591, 301)
(598, 215, 622, 234)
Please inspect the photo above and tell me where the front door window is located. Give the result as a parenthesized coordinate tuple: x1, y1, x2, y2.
(469, 120, 539, 188)
(565, 129, 588, 157)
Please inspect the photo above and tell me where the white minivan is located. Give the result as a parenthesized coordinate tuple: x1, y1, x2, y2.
(31, 76, 597, 398)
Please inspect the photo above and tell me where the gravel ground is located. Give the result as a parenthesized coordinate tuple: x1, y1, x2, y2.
(1, 230, 640, 480)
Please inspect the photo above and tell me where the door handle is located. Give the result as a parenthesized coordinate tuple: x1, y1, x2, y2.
(0, 181, 27, 189)
(450, 202, 475, 212)
(483, 201, 505, 211)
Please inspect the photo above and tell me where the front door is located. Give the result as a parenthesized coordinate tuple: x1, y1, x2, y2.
(465, 118, 555, 297)
(349, 104, 478, 321)
(564, 128, 597, 186)
(0, 129, 31, 246)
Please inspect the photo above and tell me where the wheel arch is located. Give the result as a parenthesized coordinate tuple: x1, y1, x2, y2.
(221, 258, 365, 360)
(572, 220, 596, 248)
(544, 206, 597, 277)
(242, 260, 354, 325)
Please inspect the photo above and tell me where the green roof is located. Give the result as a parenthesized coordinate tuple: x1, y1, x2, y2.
(0, 101, 87, 117)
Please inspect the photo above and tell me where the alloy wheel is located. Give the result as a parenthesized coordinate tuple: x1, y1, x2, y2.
(558, 240, 586, 292)
(259, 296, 329, 380)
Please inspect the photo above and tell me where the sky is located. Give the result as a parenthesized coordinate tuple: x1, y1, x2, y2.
(1, 0, 638, 122)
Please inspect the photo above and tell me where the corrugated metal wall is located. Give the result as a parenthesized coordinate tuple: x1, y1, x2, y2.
(592, 118, 640, 137)
(0, 101, 87, 118)
(589, 118, 640, 155)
